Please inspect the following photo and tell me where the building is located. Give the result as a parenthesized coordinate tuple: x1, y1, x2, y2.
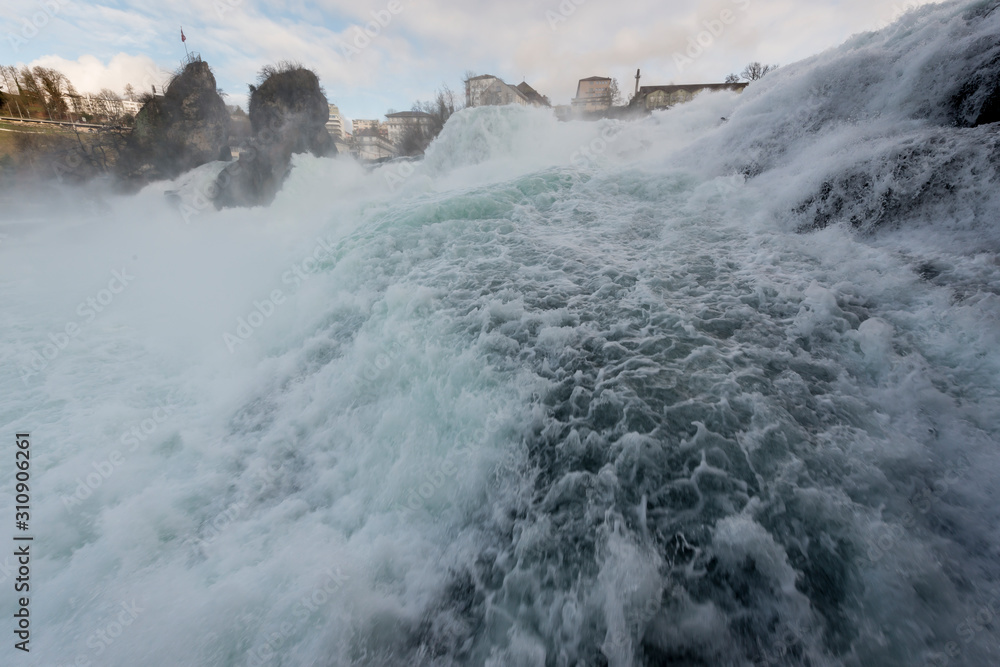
(352, 119, 386, 139)
(630, 83, 748, 111)
(121, 99, 142, 115)
(572, 77, 613, 112)
(64, 93, 141, 119)
(465, 74, 529, 108)
(515, 82, 551, 107)
(335, 132, 351, 155)
(326, 103, 344, 140)
(384, 111, 436, 148)
(352, 133, 397, 161)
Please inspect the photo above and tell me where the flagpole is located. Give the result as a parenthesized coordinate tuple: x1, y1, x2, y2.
(181, 26, 189, 61)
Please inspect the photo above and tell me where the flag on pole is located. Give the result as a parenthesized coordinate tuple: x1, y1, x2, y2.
(181, 28, 186, 42)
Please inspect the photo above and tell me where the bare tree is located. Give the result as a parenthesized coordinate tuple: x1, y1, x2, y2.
(92, 89, 125, 122)
(402, 84, 461, 155)
(18, 67, 50, 119)
(33, 66, 70, 119)
(739, 62, 779, 81)
(724, 73, 741, 84)
(55, 119, 130, 179)
(399, 122, 431, 157)
(63, 81, 81, 120)
(0, 66, 16, 97)
(2, 66, 22, 95)
(123, 83, 136, 101)
(607, 78, 623, 106)
(0, 67, 12, 116)
(0, 66, 27, 118)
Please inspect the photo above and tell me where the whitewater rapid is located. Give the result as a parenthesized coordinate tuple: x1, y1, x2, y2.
(3, 1, 1000, 665)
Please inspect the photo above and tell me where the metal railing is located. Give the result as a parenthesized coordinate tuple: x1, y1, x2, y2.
(0, 116, 107, 129)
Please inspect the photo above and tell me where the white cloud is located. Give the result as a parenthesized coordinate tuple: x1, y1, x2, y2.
(28, 53, 174, 96)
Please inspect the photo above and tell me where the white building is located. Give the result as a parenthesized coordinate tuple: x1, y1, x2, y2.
(465, 75, 530, 108)
(352, 119, 385, 138)
(121, 99, 143, 115)
(384, 111, 436, 148)
(326, 103, 344, 140)
(353, 134, 397, 161)
(64, 93, 141, 119)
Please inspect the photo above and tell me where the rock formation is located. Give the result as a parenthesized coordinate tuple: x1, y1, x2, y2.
(116, 60, 230, 186)
(213, 65, 335, 208)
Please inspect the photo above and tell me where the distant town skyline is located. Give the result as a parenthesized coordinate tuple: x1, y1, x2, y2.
(2, 0, 940, 123)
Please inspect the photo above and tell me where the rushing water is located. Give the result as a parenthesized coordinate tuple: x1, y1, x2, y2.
(3, 2, 1000, 665)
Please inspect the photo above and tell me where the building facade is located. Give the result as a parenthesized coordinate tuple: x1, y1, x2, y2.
(63, 94, 142, 119)
(631, 83, 748, 111)
(465, 75, 529, 108)
(572, 77, 613, 112)
(384, 111, 436, 148)
(352, 134, 396, 161)
(326, 104, 344, 140)
(352, 119, 386, 138)
(515, 82, 551, 107)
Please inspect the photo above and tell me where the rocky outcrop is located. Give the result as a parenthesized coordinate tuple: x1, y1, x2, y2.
(950, 46, 1000, 127)
(248, 66, 334, 157)
(949, 2, 1000, 127)
(213, 65, 335, 208)
(116, 60, 230, 186)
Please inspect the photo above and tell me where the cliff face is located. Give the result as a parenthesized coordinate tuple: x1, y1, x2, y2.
(214, 66, 335, 208)
(945, 1, 1000, 128)
(117, 60, 230, 186)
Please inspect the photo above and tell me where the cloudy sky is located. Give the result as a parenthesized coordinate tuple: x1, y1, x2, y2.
(2, 0, 938, 125)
